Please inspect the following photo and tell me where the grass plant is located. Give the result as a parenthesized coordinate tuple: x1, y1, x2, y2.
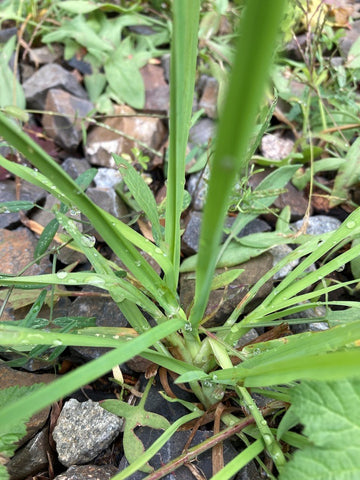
(1, 0, 360, 478)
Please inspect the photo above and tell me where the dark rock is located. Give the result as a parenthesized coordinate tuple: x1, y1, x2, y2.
(54, 465, 118, 480)
(285, 303, 328, 334)
(187, 165, 210, 211)
(189, 118, 216, 147)
(198, 76, 218, 119)
(23, 63, 88, 110)
(161, 54, 170, 83)
(140, 64, 169, 112)
(7, 428, 49, 480)
(67, 56, 93, 75)
(181, 210, 202, 254)
(0, 366, 54, 447)
(81, 187, 128, 239)
(235, 328, 259, 349)
(180, 253, 274, 326)
(43, 89, 94, 150)
(224, 217, 272, 239)
(119, 429, 240, 480)
(291, 215, 341, 235)
(86, 105, 166, 168)
(270, 244, 299, 280)
(68, 295, 129, 361)
(0, 27, 17, 43)
(0, 227, 51, 276)
(62, 157, 92, 180)
(53, 398, 122, 467)
(0, 179, 46, 229)
(260, 133, 294, 160)
(94, 168, 122, 188)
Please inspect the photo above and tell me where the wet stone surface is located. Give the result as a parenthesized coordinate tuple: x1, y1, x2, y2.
(53, 399, 123, 467)
(54, 465, 119, 480)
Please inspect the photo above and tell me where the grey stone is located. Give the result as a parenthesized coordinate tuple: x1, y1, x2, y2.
(43, 89, 94, 150)
(181, 210, 202, 254)
(187, 165, 210, 211)
(270, 244, 299, 280)
(291, 215, 341, 236)
(224, 217, 272, 239)
(53, 398, 123, 467)
(286, 304, 328, 334)
(28, 44, 63, 65)
(86, 104, 165, 168)
(161, 54, 170, 83)
(54, 465, 118, 480)
(23, 63, 88, 110)
(235, 328, 259, 349)
(0, 180, 46, 228)
(339, 20, 360, 58)
(260, 133, 294, 160)
(198, 76, 218, 119)
(68, 295, 129, 361)
(7, 428, 49, 480)
(62, 157, 92, 180)
(94, 168, 123, 189)
(81, 187, 128, 239)
(0, 27, 17, 43)
(189, 118, 216, 147)
(119, 429, 240, 480)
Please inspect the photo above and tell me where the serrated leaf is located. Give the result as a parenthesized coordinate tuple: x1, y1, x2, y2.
(279, 379, 360, 480)
(114, 155, 162, 245)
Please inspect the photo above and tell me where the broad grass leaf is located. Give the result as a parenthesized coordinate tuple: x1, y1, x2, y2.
(279, 379, 360, 480)
(0, 201, 34, 214)
(330, 138, 360, 207)
(0, 37, 25, 109)
(34, 218, 59, 258)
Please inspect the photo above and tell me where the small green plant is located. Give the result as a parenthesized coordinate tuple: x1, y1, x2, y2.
(0, 1, 360, 479)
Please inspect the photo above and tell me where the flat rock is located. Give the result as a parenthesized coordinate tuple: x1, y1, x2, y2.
(0, 366, 54, 447)
(0, 179, 46, 229)
(198, 76, 218, 119)
(23, 63, 88, 110)
(7, 428, 49, 480)
(53, 398, 123, 467)
(189, 118, 216, 147)
(68, 295, 129, 361)
(140, 63, 169, 111)
(86, 105, 166, 168)
(180, 253, 274, 327)
(43, 89, 94, 150)
(270, 244, 299, 280)
(28, 44, 63, 65)
(54, 465, 118, 480)
(81, 187, 128, 239)
(0, 227, 51, 276)
(62, 157, 92, 180)
(291, 215, 341, 235)
(260, 133, 294, 160)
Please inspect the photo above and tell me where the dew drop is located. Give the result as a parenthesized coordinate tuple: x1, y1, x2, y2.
(80, 235, 96, 248)
(184, 322, 192, 332)
(346, 221, 355, 229)
(135, 260, 141, 267)
(56, 271, 68, 279)
(53, 339, 63, 346)
(263, 434, 273, 446)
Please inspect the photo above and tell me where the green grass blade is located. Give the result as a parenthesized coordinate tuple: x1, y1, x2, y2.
(0, 113, 178, 313)
(189, 0, 287, 328)
(0, 317, 184, 431)
(165, 0, 200, 292)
